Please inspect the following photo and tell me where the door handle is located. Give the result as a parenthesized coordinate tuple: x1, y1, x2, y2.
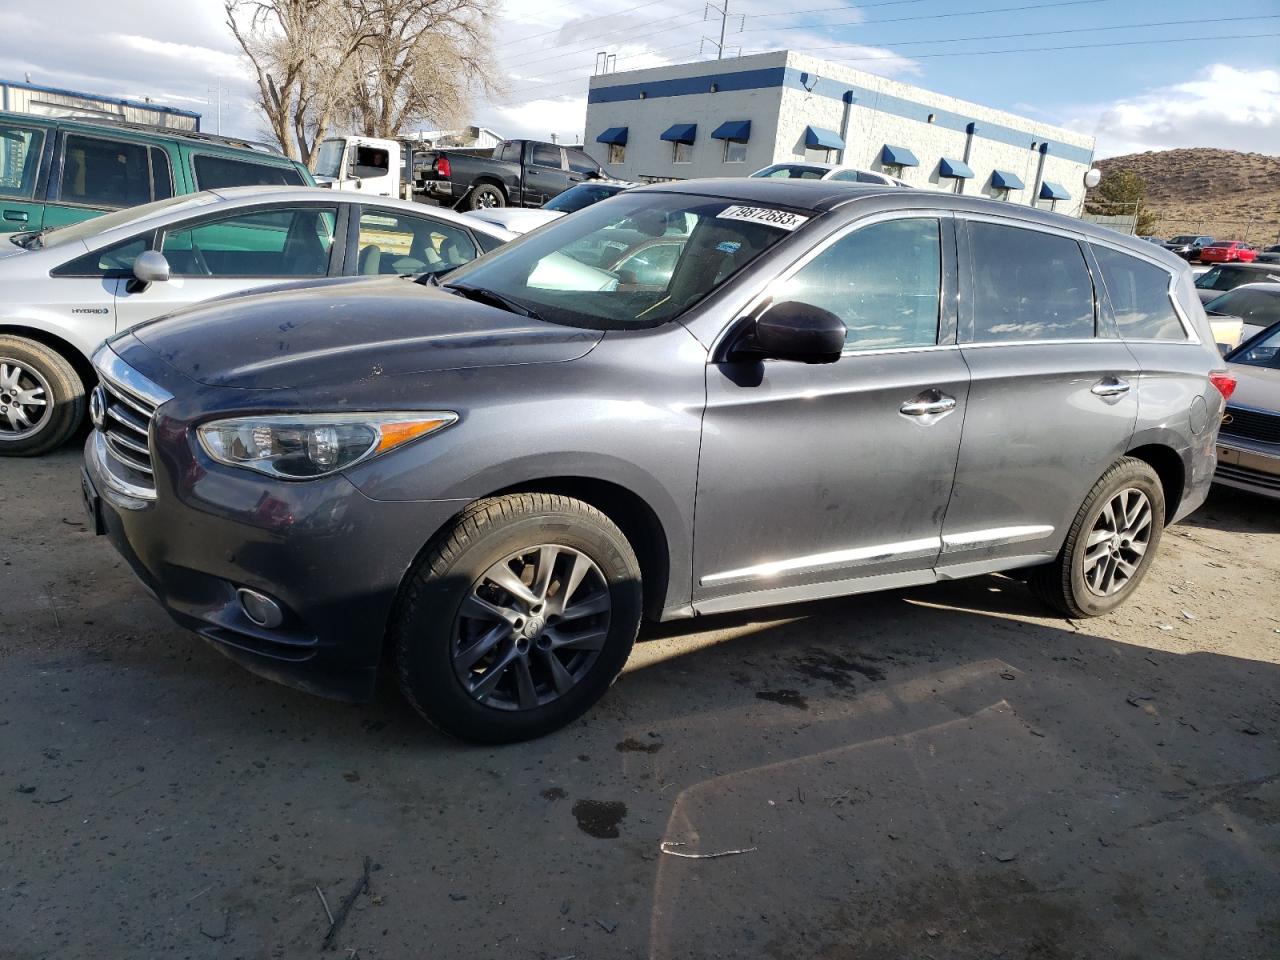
(3, 210, 29, 222)
(1091, 377, 1131, 398)
(900, 390, 957, 424)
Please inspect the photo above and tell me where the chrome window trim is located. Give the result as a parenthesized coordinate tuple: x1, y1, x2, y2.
(710, 208, 956, 360)
(960, 338, 1111, 349)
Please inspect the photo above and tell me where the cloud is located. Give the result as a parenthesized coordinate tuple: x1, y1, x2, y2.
(1066, 64, 1280, 159)
(478, 95, 590, 144)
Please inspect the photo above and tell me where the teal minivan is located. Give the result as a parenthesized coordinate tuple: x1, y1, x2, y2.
(0, 112, 312, 233)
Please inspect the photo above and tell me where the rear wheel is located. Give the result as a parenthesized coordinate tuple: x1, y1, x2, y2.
(0, 336, 85, 457)
(466, 183, 505, 210)
(392, 493, 642, 743)
(1030, 457, 1165, 618)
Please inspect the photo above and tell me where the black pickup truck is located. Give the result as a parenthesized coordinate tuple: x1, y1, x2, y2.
(418, 139, 605, 210)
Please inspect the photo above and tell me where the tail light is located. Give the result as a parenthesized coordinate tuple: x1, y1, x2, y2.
(1209, 371, 1237, 401)
(434, 156, 451, 178)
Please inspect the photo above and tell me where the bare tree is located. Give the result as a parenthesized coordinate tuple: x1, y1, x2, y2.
(224, 0, 367, 164)
(341, 0, 503, 139)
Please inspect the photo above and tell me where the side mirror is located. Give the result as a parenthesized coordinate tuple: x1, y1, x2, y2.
(130, 250, 170, 289)
(747, 301, 846, 364)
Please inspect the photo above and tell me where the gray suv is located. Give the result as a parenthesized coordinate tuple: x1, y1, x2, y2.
(83, 179, 1230, 743)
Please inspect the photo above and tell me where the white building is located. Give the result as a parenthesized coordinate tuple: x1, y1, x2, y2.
(584, 51, 1095, 214)
(412, 126, 505, 150)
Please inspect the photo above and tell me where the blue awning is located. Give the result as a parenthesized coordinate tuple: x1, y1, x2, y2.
(711, 120, 751, 142)
(881, 144, 919, 167)
(991, 169, 1024, 190)
(1039, 180, 1071, 201)
(939, 157, 974, 179)
(596, 126, 628, 146)
(804, 126, 845, 150)
(660, 123, 697, 143)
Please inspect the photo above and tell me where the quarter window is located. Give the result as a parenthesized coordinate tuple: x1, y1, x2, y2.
(59, 135, 152, 209)
(967, 222, 1095, 342)
(778, 217, 942, 350)
(150, 147, 173, 201)
(52, 236, 150, 276)
(1092, 246, 1185, 340)
(355, 209, 477, 276)
(161, 206, 336, 277)
(0, 124, 45, 199)
(192, 154, 306, 189)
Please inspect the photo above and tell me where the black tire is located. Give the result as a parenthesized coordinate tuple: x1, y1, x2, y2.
(391, 493, 642, 743)
(466, 183, 506, 211)
(1030, 457, 1166, 618)
(0, 335, 85, 457)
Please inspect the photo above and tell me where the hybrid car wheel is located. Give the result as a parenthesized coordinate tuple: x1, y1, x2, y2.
(467, 183, 505, 210)
(0, 336, 85, 457)
(1031, 457, 1165, 618)
(392, 493, 642, 743)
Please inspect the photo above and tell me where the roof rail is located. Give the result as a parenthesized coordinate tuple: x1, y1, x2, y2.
(0, 109, 287, 156)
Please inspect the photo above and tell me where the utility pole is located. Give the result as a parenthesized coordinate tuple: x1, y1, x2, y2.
(701, 0, 743, 59)
(206, 83, 226, 134)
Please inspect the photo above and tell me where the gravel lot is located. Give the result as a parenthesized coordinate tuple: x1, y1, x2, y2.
(2, 449, 1278, 959)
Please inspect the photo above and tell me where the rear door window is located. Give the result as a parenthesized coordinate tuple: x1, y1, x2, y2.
(778, 217, 942, 350)
(58, 134, 152, 208)
(192, 154, 306, 189)
(354, 208, 478, 276)
(161, 206, 336, 277)
(966, 221, 1095, 342)
(0, 123, 45, 199)
(1092, 245, 1185, 340)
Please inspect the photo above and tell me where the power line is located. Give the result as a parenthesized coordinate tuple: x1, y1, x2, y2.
(815, 30, 1280, 62)
(504, 11, 708, 73)
(495, 0, 698, 49)
(739, 0, 1111, 35)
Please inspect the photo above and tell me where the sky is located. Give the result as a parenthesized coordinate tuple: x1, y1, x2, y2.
(2, 0, 1277, 159)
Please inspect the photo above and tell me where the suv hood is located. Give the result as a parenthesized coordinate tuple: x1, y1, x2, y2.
(1226, 361, 1280, 413)
(130, 276, 603, 390)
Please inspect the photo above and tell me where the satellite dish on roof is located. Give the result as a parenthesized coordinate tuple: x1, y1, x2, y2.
(1083, 168, 1102, 189)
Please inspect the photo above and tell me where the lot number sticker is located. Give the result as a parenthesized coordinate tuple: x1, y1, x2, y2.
(717, 205, 810, 231)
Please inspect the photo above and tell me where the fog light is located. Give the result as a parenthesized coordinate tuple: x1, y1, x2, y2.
(237, 588, 284, 628)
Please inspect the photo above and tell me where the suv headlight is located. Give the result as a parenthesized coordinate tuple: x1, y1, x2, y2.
(196, 412, 457, 479)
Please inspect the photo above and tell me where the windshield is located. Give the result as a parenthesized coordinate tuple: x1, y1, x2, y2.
(314, 139, 345, 179)
(543, 182, 626, 214)
(1198, 266, 1280, 291)
(1205, 288, 1280, 325)
(17, 193, 219, 251)
(440, 191, 807, 330)
(1227, 321, 1280, 369)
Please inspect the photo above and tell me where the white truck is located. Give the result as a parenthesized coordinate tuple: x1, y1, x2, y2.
(310, 135, 492, 203)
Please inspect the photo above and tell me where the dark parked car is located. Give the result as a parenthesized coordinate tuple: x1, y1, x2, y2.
(1257, 245, 1280, 265)
(1205, 284, 1280, 348)
(1194, 261, 1280, 304)
(419, 139, 604, 211)
(84, 180, 1230, 743)
(1137, 235, 1164, 245)
(1216, 319, 1280, 499)
(1164, 234, 1214, 261)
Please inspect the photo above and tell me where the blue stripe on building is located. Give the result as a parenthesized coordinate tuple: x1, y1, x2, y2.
(588, 65, 1093, 166)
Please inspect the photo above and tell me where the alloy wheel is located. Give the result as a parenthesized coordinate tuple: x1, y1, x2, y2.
(0, 358, 52, 442)
(1082, 487, 1153, 597)
(452, 544, 612, 711)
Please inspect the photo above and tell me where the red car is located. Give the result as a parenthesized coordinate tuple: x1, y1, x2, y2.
(1200, 241, 1258, 264)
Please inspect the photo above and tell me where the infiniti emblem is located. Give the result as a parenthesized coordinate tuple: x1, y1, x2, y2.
(89, 385, 106, 429)
(1221, 413, 1233, 426)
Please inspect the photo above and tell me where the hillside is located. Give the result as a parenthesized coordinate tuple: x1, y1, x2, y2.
(1093, 148, 1280, 244)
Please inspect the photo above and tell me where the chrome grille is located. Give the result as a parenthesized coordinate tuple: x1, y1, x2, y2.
(91, 346, 172, 502)
(1221, 405, 1280, 446)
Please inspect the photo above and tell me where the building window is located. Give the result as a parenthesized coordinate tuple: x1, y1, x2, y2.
(673, 141, 693, 164)
(883, 164, 905, 180)
(804, 146, 832, 163)
(609, 143, 626, 165)
(994, 187, 1011, 201)
(723, 140, 747, 163)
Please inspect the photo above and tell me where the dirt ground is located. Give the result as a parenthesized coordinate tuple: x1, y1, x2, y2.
(2, 449, 1278, 959)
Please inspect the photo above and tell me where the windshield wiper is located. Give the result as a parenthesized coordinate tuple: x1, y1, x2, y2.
(442, 282, 543, 321)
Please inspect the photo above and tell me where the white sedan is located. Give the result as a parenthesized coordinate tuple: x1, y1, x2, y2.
(751, 162, 912, 187)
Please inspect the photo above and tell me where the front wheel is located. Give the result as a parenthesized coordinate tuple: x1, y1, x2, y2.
(1030, 457, 1166, 618)
(0, 336, 85, 457)
(391, 493, 642, 743)
(466, 183, 506, 210)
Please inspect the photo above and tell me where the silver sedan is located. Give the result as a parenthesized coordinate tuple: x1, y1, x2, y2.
(0, 187, 513, 455)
